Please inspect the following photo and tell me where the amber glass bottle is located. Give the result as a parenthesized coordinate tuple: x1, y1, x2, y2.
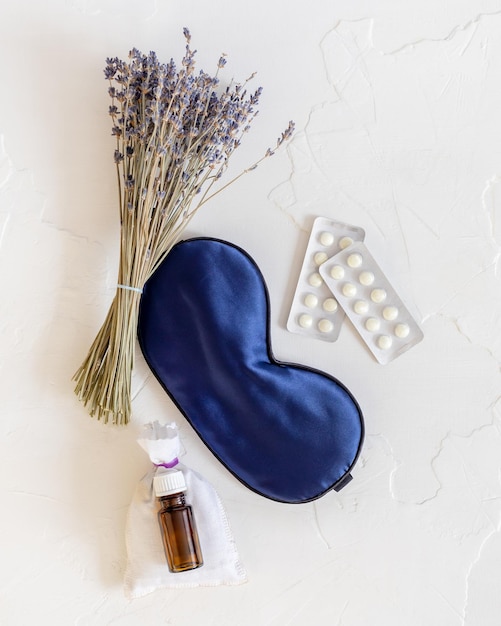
(153, 469, 203, 573)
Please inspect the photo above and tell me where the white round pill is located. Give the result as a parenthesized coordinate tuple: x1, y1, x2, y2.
(377, 335, 392, 350)
(319, 231, 334, 246)
(314, 251, 328, 266)
(304, 293, 318, 308)
(318, 319, 333, 333)
(308, 272, 323, 287)
(339, 236, 353, 249)
(330, 265, 345, 280)
(365, 317, 380, 332)
(342, 282, 357, 298)
(371, 288, 387, 303)
(353, 299, 369, 315)
(323, 298, 338, 312)
(383, 306, 399, 321)
(395, 323, 410, 338)
(347, 253, 363, 268)
(299, 314, 313, 328)
(359, 271, 375, 286)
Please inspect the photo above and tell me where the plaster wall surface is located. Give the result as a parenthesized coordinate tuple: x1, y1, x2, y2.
(1, 2, 501, 624)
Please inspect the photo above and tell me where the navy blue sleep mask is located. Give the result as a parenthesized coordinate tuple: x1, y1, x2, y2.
(138, 238, 364, 503)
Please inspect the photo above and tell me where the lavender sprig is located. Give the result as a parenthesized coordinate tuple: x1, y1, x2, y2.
(74, 29, 294, 424)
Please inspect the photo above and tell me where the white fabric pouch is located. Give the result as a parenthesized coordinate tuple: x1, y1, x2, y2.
(124, 421, 247, 598)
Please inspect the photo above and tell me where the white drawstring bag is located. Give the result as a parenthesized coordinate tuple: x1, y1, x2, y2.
(124, 421, 247, 598)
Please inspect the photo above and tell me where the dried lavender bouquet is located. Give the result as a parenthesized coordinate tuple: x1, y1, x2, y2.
(73, 29, 294, 425)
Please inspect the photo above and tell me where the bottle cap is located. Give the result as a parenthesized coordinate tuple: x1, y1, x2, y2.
(153, 469, 187, 497)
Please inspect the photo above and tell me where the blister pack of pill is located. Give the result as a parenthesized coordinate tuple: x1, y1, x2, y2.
(318, 241, 423, 364)
(286, 217, 365, 341)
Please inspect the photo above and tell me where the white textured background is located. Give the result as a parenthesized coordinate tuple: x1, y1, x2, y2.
(2, 1, 501, 624)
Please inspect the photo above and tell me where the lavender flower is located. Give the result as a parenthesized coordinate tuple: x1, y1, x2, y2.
(105, 28, 289, 206)
(74, 28, 294, 425)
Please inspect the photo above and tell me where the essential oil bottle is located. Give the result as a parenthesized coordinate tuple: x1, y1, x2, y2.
(153, 469, 204, 573)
